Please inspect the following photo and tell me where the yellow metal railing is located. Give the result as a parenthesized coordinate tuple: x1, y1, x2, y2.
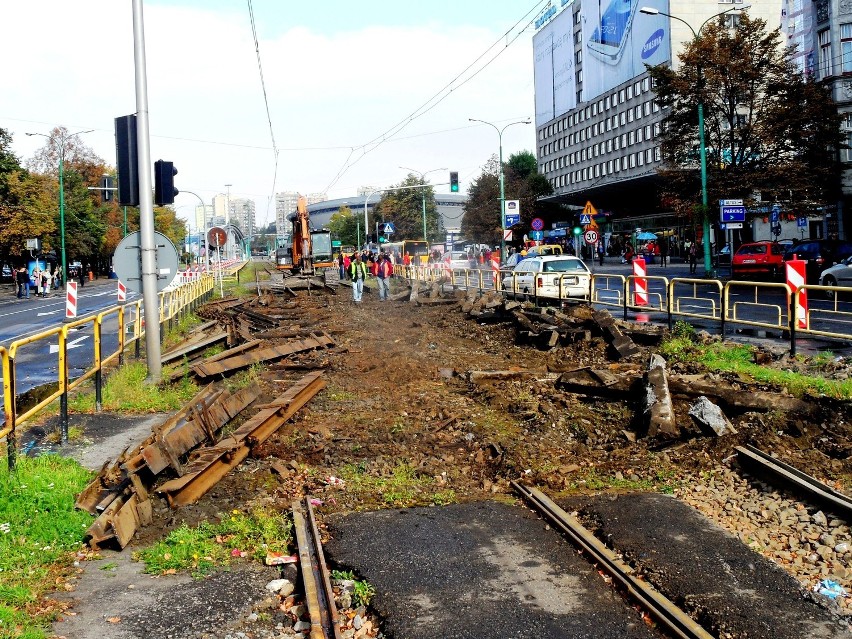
(2, 273, 216, 469)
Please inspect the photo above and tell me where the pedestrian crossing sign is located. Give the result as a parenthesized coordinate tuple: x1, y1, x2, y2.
(580, 214, 591, 225)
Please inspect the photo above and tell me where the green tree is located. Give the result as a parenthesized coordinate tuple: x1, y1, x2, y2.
(647, 13, 844, 218)
(328, 205, 361, 247)
(461, 152, 555, 245)
(375, 175, 439, 241)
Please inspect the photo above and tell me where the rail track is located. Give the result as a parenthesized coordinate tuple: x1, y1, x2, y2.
(512, 481, 713, 639)
(292, 496, 342, 639)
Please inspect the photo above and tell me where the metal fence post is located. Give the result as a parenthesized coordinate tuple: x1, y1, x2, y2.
(790, 289, 797, 357)
(59, 327, 69, 443)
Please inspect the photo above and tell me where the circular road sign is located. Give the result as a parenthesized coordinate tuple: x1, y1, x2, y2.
(584, 229, 599, 245)
(112, 231, 179, 294)
(531, 217, 545, 231)
(208, 226, 227, 248)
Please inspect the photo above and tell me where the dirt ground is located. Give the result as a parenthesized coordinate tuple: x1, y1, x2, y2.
(35, 276, 852, 635)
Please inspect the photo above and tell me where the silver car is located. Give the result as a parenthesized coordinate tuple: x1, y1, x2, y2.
(819, 256, 852, 299)
(444, 251, 473, 271)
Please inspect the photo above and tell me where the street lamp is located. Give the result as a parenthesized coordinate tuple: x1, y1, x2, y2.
(363, 190, 382, 249)
(468, 118, 530, 263)
(639, 5, 748, 277)
(26, 128, 94, 284)
(399, 166, 446, 243)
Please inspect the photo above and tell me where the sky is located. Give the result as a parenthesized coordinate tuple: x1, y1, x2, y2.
(0, 0, 544, 232)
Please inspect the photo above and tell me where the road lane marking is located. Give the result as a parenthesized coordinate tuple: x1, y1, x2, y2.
(49, 335, 90, 354)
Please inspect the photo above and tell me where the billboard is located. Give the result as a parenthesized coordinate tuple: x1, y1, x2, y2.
(581, 0, 671, 102)
(534, 7, 577, 127)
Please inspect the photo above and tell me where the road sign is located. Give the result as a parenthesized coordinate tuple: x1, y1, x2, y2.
(530, 230, 543, 241)
(725, 222, 743, 229)
(531, 217, 544, 231)
(797, 217, 807, 228)
(504, 200, 520, 226)
(208, 227, 227, 247)
(771, 204, 781, 223)
(383, 222, 395, 234)
(582, 201, 598, 216)
(579, 214, 592, 225)
(584, 229, 599, 245)
(720, 205, 746, 223)
(503, 229, 513, 241)
(113, 231, 179, 294)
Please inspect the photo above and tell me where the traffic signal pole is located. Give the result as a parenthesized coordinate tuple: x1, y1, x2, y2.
(131, 0, 162, 382)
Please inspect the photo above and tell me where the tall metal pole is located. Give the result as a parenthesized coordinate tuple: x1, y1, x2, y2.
(421, 191, 427, 242)
(132, 0, 162, 382)
(224, 184, 232, 258)
(468, 119, 530, 263)
(59, 149, 66, 283)
(639, 6, 743, 277)
(183, 190, 209, 267)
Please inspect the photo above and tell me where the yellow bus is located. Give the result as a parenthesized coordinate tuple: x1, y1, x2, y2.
(382, 240, 429, 264)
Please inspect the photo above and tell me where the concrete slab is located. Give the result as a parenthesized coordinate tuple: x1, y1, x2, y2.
(325, 501, 664, 638)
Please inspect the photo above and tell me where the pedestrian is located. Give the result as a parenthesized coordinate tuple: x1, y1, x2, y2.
(376, 254, 392, 301)
(659, 239, 668, 268)
(40, 271, 49, 297)
(16, 266, 29, 299)
(688, 241, 698, 274)
(597, 242, 605, 266)
(78, 266, 85, 287)
(32, 266, 42, 297)
(337, 253, 345, 280)
(349, 253, 368, 303)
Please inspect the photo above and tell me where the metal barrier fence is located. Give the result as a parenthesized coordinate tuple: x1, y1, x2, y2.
(2, 271, 223, 469)
(398, 266, 852, 356)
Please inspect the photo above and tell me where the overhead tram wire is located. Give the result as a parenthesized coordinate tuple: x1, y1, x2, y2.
(322, 0, 550, 194)
(247, 0, 280, 228)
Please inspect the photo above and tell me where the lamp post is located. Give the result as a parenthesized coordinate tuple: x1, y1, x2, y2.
(364, 189, 383, 249)
(26, 129, 94, 284)
(399, 166, 446, 243)
(468, 118, 530, 263)
(639, 5, 747, 277)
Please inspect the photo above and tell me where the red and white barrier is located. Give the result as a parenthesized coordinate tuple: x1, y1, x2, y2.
(490, 257, 500, 286)
(786, 255, 808, 329)
(633, 257, 648, 306)
(66, 282, 78, 319)
(117, 280, 127, 303)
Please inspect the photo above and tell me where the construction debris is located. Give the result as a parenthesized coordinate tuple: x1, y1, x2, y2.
(644, 354, 678, 439)
(689, 396, 736, 436)
(192, 333, 335, 379)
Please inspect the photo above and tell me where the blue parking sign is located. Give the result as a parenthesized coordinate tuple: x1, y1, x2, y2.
(797, 217, 807, 228)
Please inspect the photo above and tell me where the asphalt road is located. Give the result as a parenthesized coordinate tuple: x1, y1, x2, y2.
(0, 278, 141, 396)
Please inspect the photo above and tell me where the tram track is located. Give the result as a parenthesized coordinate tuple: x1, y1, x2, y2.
(512, 481, 715, 639)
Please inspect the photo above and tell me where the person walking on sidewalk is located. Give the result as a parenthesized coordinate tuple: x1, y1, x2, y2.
(659, 239, 668, 268)
(376, 253, 392, 301)
(16, 266, 29, 299)
(349, 253, 368, 303)
(597, 242, 605, 266)
(688, 241, 697, 274)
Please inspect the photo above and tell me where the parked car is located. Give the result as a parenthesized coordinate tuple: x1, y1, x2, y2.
(730, 241, 785, 280)
(712, 243, 732, 267)
(782, 239, 852, 284)
(502, 252, 529, 269)
(443, 251, 471, 271)
(524, 244, 563, 258)
(819, 256, 852, 299)
(501, 255, 591, 302)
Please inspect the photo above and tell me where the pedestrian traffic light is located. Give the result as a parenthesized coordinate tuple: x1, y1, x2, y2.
(450, 171, 459, 192)
(154, 160, 178, 206)
(114, 114, 139, 206)
(573, 226, 582, 236)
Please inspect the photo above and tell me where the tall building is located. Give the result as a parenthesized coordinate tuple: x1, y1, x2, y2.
(533, 0, 784, 239)
(194, 204, 214, 232)
(212, 194, 232, 227)
(306, 193, 328, 205)
(275, 191, 299, 239)
(231, 198, 256, 236)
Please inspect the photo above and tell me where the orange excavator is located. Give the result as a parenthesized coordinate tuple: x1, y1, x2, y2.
(275, 196, 334, 275)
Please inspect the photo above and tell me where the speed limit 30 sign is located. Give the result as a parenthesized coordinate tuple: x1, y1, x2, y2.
(584, 229, 599, 245)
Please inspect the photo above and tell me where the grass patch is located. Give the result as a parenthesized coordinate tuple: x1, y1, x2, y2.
(565, 468, 680, 493)
(68, 362, 200, 413)
(135, 509, 292, 578)
(660, 337, 852, 399)
(0, 454, 94, 639)
(161, 312, 204, 352)
(337, 462, 440, 508)
(329, 570, 376, 607)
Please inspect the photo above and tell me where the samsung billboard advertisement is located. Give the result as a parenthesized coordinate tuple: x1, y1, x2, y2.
(534, 6, 577, 127)
(582, 0, 671, 102)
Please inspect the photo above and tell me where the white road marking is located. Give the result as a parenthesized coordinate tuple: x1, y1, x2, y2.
(49, 335, 90, 354)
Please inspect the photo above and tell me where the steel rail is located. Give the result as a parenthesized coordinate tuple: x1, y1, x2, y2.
(735, 444, 852, 519)
(292, 496, 342, 639)
(511, 482, 713, 639)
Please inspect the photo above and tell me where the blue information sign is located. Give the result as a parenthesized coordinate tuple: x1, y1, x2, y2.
(529, 230, 544, 241)
(504, 213, 520, 226)
(771, 205, 780, 224)
(797, 217, 807, 228)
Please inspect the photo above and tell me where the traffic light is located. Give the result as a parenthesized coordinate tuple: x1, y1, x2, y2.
(114, 114, 139, 206)
(450, 171, 459, 192)
(154, 160, 178, 206)
(573, 226, 582, 237)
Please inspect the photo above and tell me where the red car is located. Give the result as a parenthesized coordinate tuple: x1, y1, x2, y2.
(731, 242, 785, 280)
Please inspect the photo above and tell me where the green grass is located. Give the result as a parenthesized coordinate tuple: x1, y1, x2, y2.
(660, 337, 852, 399)
(565, 468, 680, 494)
(0, 453, 94, 639)
(337, 462, 443, 508)
(68, 362, 200, 413)
(161, 313, 204, 352)
(329, 570, 376, 607)
(135, 509, 292, 578)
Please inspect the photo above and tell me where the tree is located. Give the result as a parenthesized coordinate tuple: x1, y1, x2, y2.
(328, 205, 361, 247)
(154, 206, 187, 249)
(647, 13, 844, 219)
(375, 175, 439, 241)
(461, 152, 555, 245)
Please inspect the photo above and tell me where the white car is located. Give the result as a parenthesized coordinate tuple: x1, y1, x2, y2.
(444, 251, 473, 270)
(502, 255, 591, 301)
